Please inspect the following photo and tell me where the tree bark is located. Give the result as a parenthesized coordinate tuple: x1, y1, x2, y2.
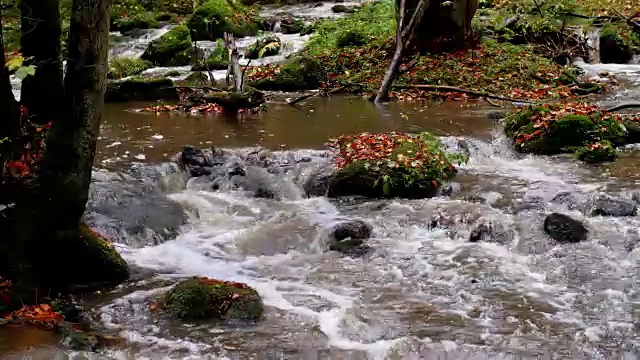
(224, 32, 243, 93)
(19, 0, 64, 123)
(40, 0, 111, 230)
(0, 7, 19, 139)
(374, 0, 431, 104)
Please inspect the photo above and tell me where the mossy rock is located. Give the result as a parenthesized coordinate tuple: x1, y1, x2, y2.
(280, 17, 304, 34)
(72, 224, 130, 284)
(249, 56, 323, 91)
(187, 0, 260, 41)
(153, 0, 201, 15)
(245, 36, 282, 59)
(114, 12, 161, 33)
(574, 141, 617, 164)
(162, 277, 264, 320)
(328, 161, 445, 199)
(300, 23, 316, 36)
(105, 78, 179, 103)
(141, 25, 203, 67)
(600, 23, 640, 64)
(107, 58, 153, 79)
(185, 71, 209, 84)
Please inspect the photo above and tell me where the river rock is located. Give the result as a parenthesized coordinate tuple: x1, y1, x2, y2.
(84, 170, 188, 248)
(591, 196, 637, 217)
(180, 145, 214, 177)
(331, 4, 355, 13)
(469, 223, 490, 242)
(304, 169, 334, 197)
(105, 78, 178, 103)
(543, 213, 588, 243)
(162, 277, 264, 320)
(328, 220, 372, 256)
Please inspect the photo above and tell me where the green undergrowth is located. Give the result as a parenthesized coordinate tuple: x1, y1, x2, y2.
(306, 0, 394, 56)
(505, 103, 640, 163)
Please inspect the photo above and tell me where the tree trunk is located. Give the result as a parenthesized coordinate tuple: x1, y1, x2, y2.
(224, 32, 243, 93)
(19, 0, 64, 123)
(41, 0, 111, 230)
(403, 0, 478, 50)
(0, 7, 18, 139)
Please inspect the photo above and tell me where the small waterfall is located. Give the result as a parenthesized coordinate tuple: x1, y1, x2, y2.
(108, 26, 173, 60)
(586, 27, 601, 64)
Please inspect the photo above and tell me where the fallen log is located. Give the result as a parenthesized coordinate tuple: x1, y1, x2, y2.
(605, 103, 640, 112)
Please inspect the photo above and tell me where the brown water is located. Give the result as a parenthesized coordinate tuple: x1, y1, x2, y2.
(98, 97, 495, 166)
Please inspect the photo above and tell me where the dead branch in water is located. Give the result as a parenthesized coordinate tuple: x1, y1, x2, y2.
(605, 103, 640, 112)
(287, 86, 346, 106)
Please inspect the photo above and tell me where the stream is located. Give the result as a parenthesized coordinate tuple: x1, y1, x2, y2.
(3, 2, 640, 359)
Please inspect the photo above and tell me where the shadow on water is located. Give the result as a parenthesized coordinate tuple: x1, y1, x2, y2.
(98, 96, 497, 166)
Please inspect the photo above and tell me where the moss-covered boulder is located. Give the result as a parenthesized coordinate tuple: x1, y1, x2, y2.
(245, 36, 282, 59)
(162, 277, 263, 320)
(249, 56, 323, 91)
(185, 71, 209, 84)
(113, 12, 161, 33)
(186, 0, 260, 41)
(325, 132, 466, 198)
(105, 78, 179, 103)
(152, 0, 201, 15)
(141, 25, 202, 67)
(192, 40, 229, 71)
(600, 23, 640, 64)
(575, 140, 617, 164)
(107, 58, 153, 79)
(505, 103, 631, 159)
(54, 224, 130, 286)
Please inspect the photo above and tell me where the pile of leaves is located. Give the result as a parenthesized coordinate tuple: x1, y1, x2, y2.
(0, 277, 64, 329)
(326, 132, 467, 196)
(505, 102, 640, 163)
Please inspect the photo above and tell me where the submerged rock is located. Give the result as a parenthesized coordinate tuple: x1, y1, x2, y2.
(162, 277, 264, 320)
(543, 213, 588, 243)
(328, 220, 372, 256)
(591, 196, 637, 217)
(85, 170, 188, 247)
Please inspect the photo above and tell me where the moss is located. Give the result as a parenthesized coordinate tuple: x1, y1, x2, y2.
(162, 277, 264, 320)
(114, 12, 161, 33)
(185, 71, 209, 84)
(245, 36, 282, 59)
(186, 0, 260, 41)
(164, 70, 182, 77)
(107, 58, 153, 79)
(600, 22, 640, 64)
(192, 40, 229, 71)
(574, 141, 617, 164)
(153, 0, 202, 15)
(335, 29, 368, 48)
(141, 25, 200, 66)
(105, 78, 179, 103)
(327, 132, 463, 199)
(69, 224, 130, 285)
(280, 18, 305, 34)
(249, 56, 323, 91)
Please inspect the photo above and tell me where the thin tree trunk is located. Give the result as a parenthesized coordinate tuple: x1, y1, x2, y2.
(40, 0, 111, 230)
(224, 32, 243, 92)
(19, 0, 64, 123)
(0, 7, 18, 139)
(374, 0, 431, 104)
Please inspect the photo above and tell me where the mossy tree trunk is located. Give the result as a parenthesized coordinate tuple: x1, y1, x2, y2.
(402, 0, 478, 49)
(20, 0, 65, 123)
(0, 7, 18, 140)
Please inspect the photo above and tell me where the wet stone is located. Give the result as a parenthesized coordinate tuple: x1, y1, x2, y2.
(543, 213, 588, 243)
(591, 196, 637, 217)
(328, 220, 372, 256)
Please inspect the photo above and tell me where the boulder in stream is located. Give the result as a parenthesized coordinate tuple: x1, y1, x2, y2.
(599, 23, 639, 64)
(328, 220, 372, 256)
(543, 213, 588, 243)
(162, 277, 264, 320)
(84, 169, 188, 247)
(249, 56, 323, 91)
(187, 0, 260, 41)
(591, 196, 637, 217)
(105, 78, 178, 103)
(141, 25, 202, 67)
(325, 132, 463, 199)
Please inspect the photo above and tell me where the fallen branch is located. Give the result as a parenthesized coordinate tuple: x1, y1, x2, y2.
(287, 86, 346, 106)
(391, 84, 535, 104)
(174, 86, 225, 92)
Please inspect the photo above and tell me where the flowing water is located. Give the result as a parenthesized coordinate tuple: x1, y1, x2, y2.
(4, 2, 640, 359)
